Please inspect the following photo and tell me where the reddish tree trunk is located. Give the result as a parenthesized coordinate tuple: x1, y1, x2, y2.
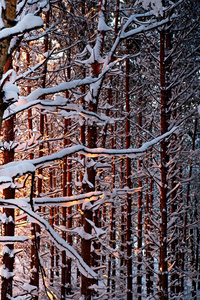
(2, 120, 15, 300)
(66, 118, 73, 295)
(159, 28, 169, 300)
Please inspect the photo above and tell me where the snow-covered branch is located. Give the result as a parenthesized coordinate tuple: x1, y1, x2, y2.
(0, 198, 97, 279)
(0, 14, 43, 41)
(0, 127, 177, 187)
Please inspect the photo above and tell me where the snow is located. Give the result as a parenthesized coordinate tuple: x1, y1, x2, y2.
(7, 295, 31, 300)
(0, 70, 19, 104)
(17, 0, 26, 13)
(65, 226, 93, 240)
(1, 69, 16, 87)
(58, 100, 115, 125)
(98, 10, 113, 32)
(3, 83, 19, 104)
(1, 198, 98, 279)
(0, 161, 36, 178)
(136, 0, 163, 16)
(0, 236, 28, 243)
(0, 14, 43, 41)
(3, 246, 15, 257)
(85, 218, 106, 238)
(0, 127, 177, 185)
(24, 76, 98, 102)
(0, 212, 8, 223)
(22, 283, 37, 293)
(32, 191, 102, 208)
(0, 176, 12, 189)
(3, 141, 18, 151)
(0, 265, 15, 279)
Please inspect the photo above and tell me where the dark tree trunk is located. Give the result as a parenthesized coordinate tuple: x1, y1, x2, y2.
(146, 153, 154, 297)
(159, 25, 170, 300)
(125, 41, 132, 300)
(1, 56, 15, 300)
(137, 109, 143, 300)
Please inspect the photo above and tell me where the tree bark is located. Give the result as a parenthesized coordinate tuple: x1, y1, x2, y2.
(125, 41, 132, 300)
(137, 109, 142, 300)
(1, 53, 15, 300)
(159, 26, 169, 300)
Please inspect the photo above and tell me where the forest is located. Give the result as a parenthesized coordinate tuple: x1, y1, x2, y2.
(0, 0, 199, 299)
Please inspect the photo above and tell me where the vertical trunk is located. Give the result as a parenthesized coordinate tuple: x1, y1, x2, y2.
(46, 121, 54, 286)
(120, 101, 125, 281)
(137, 109, 142, 300)
(81, 2, 106, 298)
(26, 46, 40, 294)
(26, 46, 40, 295)
(170, 144, 179, 297)
(0, 0, 17, 134)
(107, 83, 116, 296)
(2, 118, 15, 300)
(195, 195, 200, 293)
(61, 44, 72, 299)
(159, 27, 169, 300)
(146, 153, 154, 297)
(30, 11, 50, 297)
(81, 108, 96, 298)
(1, 56, 15, 300)
(66, 118, 72, 295)
(61, 119, 67, 299)
(125, 41, 132, 300)
(49, 206, 54, 285)
(182, 118, 197, 294)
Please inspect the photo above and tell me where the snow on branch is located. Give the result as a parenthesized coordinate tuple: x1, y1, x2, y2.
(0, 69, 19, 105)
(120, 17, 171, 40)
(0, 14, 43, 41)
(16, 49, 55, 81)
(0, 236, 28, 243)
(3, 96, 120, 125)
(0, 127, 177, 183)
(31, 191, 103, 208)
(0, 199, 97, 279)
(135, 0, 163, 17)
(23, 76, 99, 101)
(3, 97, 68, 120)
(0, 176, 13, 190)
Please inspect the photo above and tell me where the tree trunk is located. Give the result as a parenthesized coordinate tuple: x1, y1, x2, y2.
(159, 27, 169, 300)
(146, 153, 154, 297)
(1, 55, 15, 300)
(125, 41, 132, 300)
(137, 109, 143, 300)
